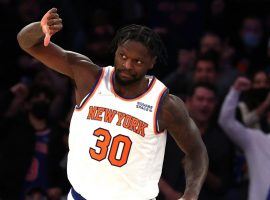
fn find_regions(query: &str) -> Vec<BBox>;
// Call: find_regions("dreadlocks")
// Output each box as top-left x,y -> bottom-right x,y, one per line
110,24 -> 168,67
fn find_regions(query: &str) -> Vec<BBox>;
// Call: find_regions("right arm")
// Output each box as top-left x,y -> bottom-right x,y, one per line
17,8 -> 100,101
218,77 -> 253,149
159,94 -> 208,200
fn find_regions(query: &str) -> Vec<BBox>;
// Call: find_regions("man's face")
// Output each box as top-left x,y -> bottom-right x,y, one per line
186,87 -> 216,124
200,35 -> 222,54
194,60 -> 217,83
241,18 -> 262,48
253,71 -> 269,89
114,40 -> 156,85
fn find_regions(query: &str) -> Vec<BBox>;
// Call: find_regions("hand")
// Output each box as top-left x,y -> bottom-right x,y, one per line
164,190 -> 182,200
233,77 -> 251,91
10,82 -> 29,100
47,187 -> 62,200
41,8 -> 63,46
178,192 -> 198,200
178,197 -> 197,200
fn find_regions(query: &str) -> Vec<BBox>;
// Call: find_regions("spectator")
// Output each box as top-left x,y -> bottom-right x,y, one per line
199,32 -> 239,96
0,84 -> 67,199
159,82 -> 234,200
163,48 -> 196,100
238,70 -> 270,130
234,16 -> 267,75
219,77 -> 270,200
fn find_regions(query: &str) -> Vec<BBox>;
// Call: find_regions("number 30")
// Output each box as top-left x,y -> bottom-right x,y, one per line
89,128 -> 132,167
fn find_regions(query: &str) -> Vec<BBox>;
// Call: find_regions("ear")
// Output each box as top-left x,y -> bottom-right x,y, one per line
149,56 -> 157,69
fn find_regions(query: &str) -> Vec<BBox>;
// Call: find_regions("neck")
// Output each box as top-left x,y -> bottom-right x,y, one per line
194,120 -> 208,135
113,75 -> 149,99
28,113 -> 47,131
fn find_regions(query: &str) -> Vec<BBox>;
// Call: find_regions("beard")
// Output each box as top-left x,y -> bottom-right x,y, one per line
114,69 -> 141,86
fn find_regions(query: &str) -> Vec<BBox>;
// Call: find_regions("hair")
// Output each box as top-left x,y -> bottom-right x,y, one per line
194,50 -> 220,72
187,82 -> 218,98
249,70 -> 268,81
25,187 -> 46,196
201,31 -> 221,41
110,24 -> 168,67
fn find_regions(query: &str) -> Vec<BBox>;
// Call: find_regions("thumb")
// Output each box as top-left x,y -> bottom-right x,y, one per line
44,33 -> 51,47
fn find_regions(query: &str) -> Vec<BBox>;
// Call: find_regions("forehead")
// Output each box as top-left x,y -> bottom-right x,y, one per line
254,72 -> 267,79
117,40 -> 152,58
196,60 -> 215,69
193,87 -> 215,98
243,19 -> 261,30
201,35 -> 220,44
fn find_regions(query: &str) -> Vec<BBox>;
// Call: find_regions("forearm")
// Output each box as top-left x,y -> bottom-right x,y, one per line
219,88 -> 251,148
255,100 -> 270,117
17,22 -> 44,49
182,146 -> 208,199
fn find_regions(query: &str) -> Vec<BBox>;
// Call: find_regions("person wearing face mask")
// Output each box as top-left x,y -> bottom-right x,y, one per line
234,16 -> 268,76
231,72 -> 270,200
0,84 -> 68,200
219,77 -> 270,200
237,71 -> 270,131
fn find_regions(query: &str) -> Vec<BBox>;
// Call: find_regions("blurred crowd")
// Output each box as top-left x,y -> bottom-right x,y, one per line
1,0 -> 270,199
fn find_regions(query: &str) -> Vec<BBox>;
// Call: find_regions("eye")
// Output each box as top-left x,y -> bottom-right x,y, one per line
136,60 -> 143,65
120,53 -> 127,60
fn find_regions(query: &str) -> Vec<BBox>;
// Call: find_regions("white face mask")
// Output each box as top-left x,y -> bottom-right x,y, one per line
242,32 -> 260,47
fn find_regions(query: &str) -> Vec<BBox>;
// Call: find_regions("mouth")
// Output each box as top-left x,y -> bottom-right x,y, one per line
117,69 -> 135,78
120,71 -> 132,78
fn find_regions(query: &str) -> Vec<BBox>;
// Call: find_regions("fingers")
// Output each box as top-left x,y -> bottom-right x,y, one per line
47,18 -> 62,26
47,13 -> 59,21
41,8 -> 58,26
41,8 -> 63,46
46,7 -> 58,17
234,77 -> 251,91
44,33 -> 51,47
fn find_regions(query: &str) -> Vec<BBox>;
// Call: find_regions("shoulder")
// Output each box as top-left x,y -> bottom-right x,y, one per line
67,51 -> 100,73
161,94 -> 186,114
158,93 -> 189,130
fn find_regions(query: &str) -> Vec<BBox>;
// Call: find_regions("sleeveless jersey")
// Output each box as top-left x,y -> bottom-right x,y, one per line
67,66 -> 168,200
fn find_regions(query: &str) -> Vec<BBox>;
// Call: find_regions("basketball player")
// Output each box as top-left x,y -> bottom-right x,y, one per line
17,8 -> 208,200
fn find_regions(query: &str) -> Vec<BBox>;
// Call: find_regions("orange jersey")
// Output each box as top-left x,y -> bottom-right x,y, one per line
67,66 -> 168,200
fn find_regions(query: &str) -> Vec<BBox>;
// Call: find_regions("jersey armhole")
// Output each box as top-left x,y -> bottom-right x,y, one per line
75,68 -> 105,111
154,88 -> 169,134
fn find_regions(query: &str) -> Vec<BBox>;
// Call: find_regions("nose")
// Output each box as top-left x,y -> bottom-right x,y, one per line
201,99 -> 209,107
123,59 -> 133,70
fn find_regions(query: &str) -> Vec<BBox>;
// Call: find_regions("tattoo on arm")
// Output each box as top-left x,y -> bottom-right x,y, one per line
159,94 -> 209,199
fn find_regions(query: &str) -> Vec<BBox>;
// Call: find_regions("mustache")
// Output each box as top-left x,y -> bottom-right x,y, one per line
116,68 -> 135,76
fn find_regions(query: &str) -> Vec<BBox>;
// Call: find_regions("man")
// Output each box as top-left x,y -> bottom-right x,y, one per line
17,8 -> 208,200
198,32 -> 239,98
163,52 -> 219,101
159,83 -> 233,200
219,77 -> 270,200
235,17 -> 266,75
185,83 -> 233,199
0,84 -> 67,200
199,32 -> 222,55
193,54 -> 219,85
